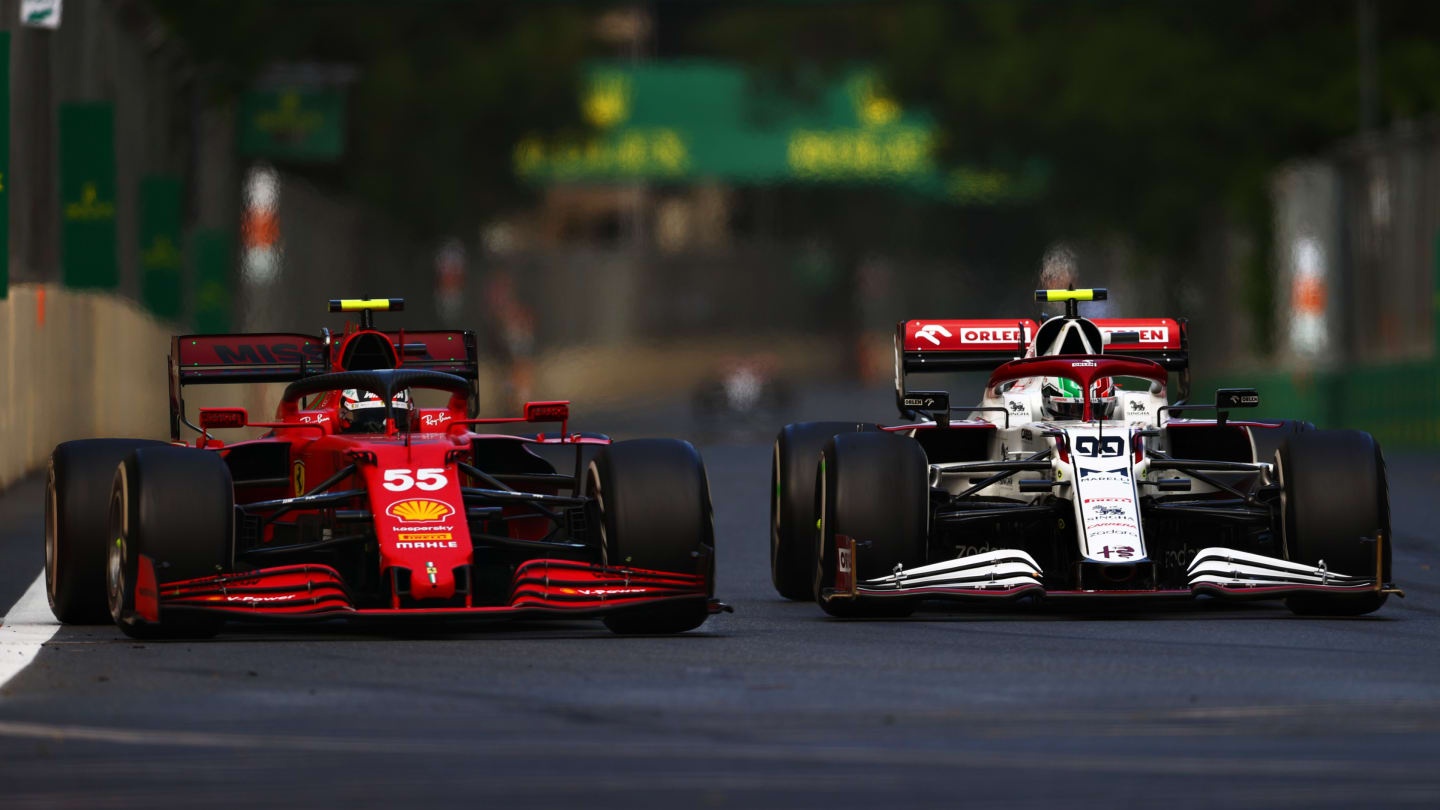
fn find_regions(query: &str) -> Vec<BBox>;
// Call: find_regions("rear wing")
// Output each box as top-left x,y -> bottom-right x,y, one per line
894,316 -> 1190,416
172,333 -> 327,385
168,330 -> 480,439
895,319 -> 1037,416
897,319 -> 1039,374
1090,318 -> 1189,370
390,331 -> 480,377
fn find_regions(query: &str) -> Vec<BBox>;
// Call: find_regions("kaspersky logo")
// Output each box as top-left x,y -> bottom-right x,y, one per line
386,499 -> 455,522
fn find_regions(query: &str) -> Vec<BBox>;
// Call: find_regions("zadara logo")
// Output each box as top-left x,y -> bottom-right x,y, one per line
386,499 -> 455,522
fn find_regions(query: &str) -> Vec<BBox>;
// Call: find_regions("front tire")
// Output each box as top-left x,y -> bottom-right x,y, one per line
108,446 -> 235,638
771,421 -> 878,600
45,439 -> 168,623
1276,430 -> 1390,616
587,439 -> 714,634
1249,419 -> 1313,465
814,432 -> 928,618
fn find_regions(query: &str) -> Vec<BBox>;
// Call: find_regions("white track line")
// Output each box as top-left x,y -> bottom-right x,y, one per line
0,572 -> 60,689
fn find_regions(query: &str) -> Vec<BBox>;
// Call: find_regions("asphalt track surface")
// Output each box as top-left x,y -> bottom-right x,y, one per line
2,391 -> 1439,808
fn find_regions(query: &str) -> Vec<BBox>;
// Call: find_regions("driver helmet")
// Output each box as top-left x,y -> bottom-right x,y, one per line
339,388 -> 414,433
1040,377 -> 1116,421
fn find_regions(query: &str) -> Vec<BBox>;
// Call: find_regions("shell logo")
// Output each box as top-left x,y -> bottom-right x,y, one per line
385,499 -> 455,523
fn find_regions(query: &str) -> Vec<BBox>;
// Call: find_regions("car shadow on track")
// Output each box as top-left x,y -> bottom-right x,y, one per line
768,596 -> 1397,624
48,619 -> 733,645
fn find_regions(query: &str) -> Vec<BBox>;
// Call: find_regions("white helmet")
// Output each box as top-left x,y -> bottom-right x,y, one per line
339,388 -> 413,433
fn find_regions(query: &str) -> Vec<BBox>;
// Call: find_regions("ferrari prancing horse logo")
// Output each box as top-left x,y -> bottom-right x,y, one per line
292,460 -> 305,497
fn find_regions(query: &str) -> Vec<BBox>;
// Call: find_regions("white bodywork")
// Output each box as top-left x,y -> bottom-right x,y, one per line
857,372 -> 1377,597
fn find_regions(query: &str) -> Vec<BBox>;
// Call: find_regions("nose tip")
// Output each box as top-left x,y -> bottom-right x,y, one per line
1099,564 -> 1135,583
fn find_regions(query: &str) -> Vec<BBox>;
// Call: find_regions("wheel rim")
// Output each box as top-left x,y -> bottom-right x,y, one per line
587,461 -> 609,566
1273,448 -> 1290,561
106,485 -> 127,622
815,451 -> 828,602
44,467 -> 58,605
770,442 -> 781,569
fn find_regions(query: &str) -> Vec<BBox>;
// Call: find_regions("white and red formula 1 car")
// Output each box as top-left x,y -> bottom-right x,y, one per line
772,288 -> 1398,617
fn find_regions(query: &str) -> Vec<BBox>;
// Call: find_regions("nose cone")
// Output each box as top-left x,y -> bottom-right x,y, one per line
358,444 -> 472,603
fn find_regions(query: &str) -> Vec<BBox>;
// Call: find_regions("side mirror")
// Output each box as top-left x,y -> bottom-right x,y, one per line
1216,388 -> 1259,409
902,390 -> 950,428
523,401 -> 570,423
198,408 -> 248,430
1214,388 -> 1258,427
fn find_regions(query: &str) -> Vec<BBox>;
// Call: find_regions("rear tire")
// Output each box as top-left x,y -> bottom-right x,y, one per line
45,439 -> 168,623
588,439 -> 714,634
771,421 -> 878,600
108,446 -> 234,639
1276,430 -> 1390,617
814,432 -> 928,618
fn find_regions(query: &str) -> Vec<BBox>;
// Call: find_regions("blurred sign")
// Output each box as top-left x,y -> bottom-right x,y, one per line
241,165 -> 281,284
1288,236 -> 1329,357
192,228 -> 233,334
434,238 -> 466,325
139,175 -> 184,320
238,88 -> 346,163
0,33 -> 9,298
59,103 -> 118,289
20,0 -> 61,29
515,62 -> 1046,204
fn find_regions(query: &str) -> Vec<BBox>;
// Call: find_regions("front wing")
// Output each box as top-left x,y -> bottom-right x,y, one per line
828,536 -> 1398,604
140,559 -> 723,623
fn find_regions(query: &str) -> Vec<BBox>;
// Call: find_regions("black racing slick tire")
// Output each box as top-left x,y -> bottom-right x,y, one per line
815,432 -> 928,618
1249,419 -> 1313,465
108,446 -> 234,639
587,439 -> 715,635
1276,430 -> 1390,617
771,421 -> 878,600
45,438 -> 168,624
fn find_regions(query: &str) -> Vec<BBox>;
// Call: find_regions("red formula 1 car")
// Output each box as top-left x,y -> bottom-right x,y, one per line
45,298 -> 724,638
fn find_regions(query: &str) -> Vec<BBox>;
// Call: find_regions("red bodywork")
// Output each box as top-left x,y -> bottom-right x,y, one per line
161,322 -> 718,626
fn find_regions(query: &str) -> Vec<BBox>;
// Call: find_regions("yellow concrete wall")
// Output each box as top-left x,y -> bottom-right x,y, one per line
0,285 -> 275,489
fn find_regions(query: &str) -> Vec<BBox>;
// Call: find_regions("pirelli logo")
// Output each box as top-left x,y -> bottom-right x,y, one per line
398,532 -> 453,542
396,532 -> 457,549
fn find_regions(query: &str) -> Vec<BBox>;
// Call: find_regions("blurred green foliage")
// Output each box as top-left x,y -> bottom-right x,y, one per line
151,0 -> 594,236
152,0 -> 1440,287
693,0 -> 1440,338
698,1 -> 1440,248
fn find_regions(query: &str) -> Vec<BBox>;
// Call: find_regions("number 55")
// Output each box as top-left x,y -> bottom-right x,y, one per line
382,468 -> 448,492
